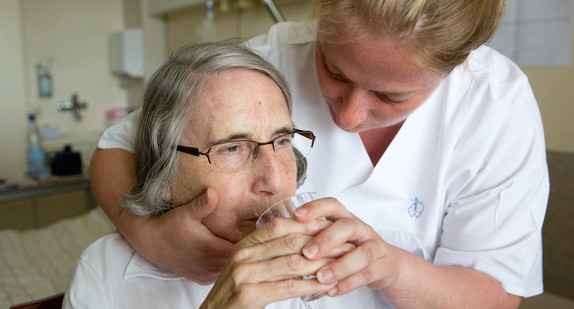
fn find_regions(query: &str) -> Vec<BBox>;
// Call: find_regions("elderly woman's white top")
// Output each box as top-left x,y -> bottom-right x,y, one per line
63,233 -> 387,308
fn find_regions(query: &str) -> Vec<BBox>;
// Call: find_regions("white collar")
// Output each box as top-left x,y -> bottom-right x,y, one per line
124,251 -> 185,281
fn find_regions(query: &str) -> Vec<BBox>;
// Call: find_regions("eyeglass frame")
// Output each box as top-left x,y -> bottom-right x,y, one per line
176,129 -> 316,166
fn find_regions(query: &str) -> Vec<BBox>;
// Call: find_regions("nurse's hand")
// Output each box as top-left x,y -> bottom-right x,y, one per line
293,198 -> 523,308
200,218 -> 338,309
293,198 -> 402,296
91,148 -> 235,284
134,188 -> 236,283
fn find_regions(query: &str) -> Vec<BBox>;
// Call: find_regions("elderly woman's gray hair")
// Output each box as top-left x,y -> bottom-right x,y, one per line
121,42 -> 306,216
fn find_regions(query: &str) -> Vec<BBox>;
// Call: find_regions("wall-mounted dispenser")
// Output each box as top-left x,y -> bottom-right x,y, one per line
37,62 -> 53,98
110,29 -> 144,78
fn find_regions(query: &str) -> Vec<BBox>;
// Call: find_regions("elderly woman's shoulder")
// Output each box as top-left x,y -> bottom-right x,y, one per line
78,232 -> 134,267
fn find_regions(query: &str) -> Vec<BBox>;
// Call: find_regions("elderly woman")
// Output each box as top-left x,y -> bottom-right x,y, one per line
63,42 -> 339,308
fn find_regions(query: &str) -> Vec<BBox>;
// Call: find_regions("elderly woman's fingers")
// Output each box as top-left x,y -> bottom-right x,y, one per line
241,217 -> 331,247
203,275 -> 336,308
234,232 -> 316,263
232,278 -> 336,307
230,253 -> 334,283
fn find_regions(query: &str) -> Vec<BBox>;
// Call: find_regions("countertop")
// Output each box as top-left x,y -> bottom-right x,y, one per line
0,175 -> 91,203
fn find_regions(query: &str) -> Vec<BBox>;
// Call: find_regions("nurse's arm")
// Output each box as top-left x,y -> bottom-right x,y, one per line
89,148 -> 234,284
295,198 -> 522,308
378,247 -> 522,308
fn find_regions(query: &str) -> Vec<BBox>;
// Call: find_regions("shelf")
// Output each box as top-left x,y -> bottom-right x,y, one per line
148,0 -> 203,16
147,0 -> 300,17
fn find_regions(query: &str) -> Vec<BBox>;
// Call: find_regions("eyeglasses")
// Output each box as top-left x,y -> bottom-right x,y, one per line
176,129 -> 315,172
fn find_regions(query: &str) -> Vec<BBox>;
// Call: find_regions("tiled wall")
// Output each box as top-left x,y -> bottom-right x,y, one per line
542,151 -> 574,300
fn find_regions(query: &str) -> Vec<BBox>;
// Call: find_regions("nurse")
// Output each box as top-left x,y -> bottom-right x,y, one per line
91,0 -> 549,307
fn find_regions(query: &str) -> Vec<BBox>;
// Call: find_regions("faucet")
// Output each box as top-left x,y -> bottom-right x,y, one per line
57,93 -> 87,120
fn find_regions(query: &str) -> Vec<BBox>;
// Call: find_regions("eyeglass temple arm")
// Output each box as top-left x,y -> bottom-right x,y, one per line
176,145 -> 201,156
293,129 -> 316,148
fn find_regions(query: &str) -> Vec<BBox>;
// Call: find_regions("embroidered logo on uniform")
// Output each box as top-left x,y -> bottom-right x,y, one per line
408,197 -> 424,218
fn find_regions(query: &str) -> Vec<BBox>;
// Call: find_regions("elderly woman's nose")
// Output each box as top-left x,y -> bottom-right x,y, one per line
251,146 -> 286,195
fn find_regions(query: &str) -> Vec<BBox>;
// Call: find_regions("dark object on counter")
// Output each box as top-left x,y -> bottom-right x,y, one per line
51,145 -> 82,176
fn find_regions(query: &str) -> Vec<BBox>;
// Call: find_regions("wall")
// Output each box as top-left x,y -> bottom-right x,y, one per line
164,0 -> 313,53
0,0 -> 28,181
524,59 -> 574,153
21,0 -> 128,131
0,0 -> 134,181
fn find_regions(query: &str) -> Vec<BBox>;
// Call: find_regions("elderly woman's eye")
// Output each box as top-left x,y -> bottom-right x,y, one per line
223,145 -> 239,152
221,144 -> 241,153
274,136 -> 292,147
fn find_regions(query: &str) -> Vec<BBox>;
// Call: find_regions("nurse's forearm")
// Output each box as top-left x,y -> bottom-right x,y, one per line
379,247 -> 522,309
90,148 -> 137,232
89,149 -> 173,275
89,148 -> 233,284
90,148 -> 164,266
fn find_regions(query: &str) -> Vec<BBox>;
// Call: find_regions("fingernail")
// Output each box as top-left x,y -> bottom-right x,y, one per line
327,287 -> 338,296
302,244 -> 318,259
317,268 -> 333,283
294,207 -> 307,217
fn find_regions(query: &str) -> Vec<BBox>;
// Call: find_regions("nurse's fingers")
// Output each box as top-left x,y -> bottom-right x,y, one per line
294,197 -> 356,223
301,215 -> 371,260
317,239 -> 393,295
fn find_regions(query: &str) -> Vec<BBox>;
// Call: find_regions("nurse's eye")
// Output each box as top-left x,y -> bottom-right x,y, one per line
324,62 -> 349,82
375,92 -> 407,105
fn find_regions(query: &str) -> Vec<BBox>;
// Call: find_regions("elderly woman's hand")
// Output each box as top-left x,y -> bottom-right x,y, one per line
200,218 -> 340,309
293,198 -> 403,296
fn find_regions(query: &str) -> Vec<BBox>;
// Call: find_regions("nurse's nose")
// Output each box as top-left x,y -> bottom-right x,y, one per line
251,145 -> 286,196
335,86 -> 369,130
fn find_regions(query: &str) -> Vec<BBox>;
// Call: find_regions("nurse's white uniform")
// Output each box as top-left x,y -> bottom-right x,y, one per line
81,21 -> 549,306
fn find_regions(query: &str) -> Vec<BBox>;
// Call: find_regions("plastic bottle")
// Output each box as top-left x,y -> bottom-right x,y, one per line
27,113 -> 49,179
196,0 -> 215,42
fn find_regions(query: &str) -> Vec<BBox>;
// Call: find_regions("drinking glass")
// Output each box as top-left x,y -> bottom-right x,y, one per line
256,192 -> 326,302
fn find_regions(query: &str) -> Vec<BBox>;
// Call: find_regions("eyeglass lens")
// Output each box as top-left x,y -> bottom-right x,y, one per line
209,132 -> 313,171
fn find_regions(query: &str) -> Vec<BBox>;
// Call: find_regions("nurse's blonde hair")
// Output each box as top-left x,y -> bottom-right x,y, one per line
311,0 -> 505,73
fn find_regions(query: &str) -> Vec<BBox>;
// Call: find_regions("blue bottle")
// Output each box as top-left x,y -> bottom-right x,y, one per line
27,114 -> 48,179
